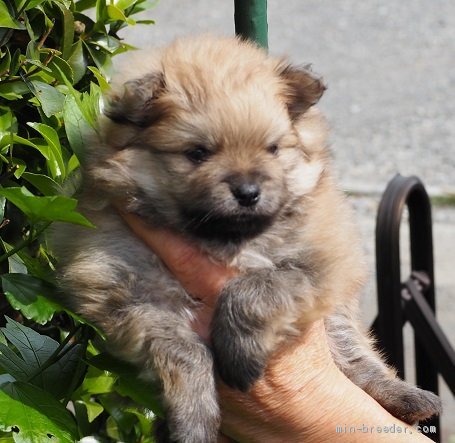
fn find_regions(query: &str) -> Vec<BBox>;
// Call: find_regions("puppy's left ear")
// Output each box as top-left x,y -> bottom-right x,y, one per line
104,72 -> 167,127
278,65 -> 326,120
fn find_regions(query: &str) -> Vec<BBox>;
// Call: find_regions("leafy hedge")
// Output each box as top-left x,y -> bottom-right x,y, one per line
0,0 -> 160,441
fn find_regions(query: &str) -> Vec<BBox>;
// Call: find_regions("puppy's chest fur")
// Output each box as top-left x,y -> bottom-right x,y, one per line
170,218 -> 302,296
69,197 -> 314,325
229,217 -> 309,270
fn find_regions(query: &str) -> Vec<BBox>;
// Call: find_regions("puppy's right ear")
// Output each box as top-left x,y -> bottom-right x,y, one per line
104,72 -> 167,127
278,64 -> 326,121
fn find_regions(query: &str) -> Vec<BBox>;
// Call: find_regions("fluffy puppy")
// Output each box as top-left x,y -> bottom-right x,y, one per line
52,35 -> 441,442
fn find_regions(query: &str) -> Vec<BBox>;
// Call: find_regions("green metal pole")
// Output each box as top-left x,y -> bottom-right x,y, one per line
234,0 -> 268,49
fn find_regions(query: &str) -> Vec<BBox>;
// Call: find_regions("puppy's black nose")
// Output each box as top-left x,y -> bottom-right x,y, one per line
231,183 -> 261,207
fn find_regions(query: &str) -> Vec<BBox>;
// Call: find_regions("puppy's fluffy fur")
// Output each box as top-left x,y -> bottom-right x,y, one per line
53,35 -> 441,442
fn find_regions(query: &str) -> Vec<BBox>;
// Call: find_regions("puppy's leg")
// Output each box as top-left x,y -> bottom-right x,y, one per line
105,305 -> 219,443
211,269 -> 304,391
325,309 -> 442,424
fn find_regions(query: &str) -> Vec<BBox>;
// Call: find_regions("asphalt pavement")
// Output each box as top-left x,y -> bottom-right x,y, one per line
120,2 -> 454,439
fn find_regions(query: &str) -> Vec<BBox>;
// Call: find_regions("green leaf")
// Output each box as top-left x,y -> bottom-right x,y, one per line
8,49 -> 21,77
0,81 -> 29,100
21,172 -> 61,195
0,48 -> 11,76
55,2 -> 75,60
76,365 -> 115,397
0,318 -> 84,399
105,415 -> 121,441
22,9 -> 36,40
115,0 -> 137,10
0,434 -> 15,443
87,82 -> 103,124
0,107 -> 17,140
107,4 -> 136,25
100,395 -> 138,436
27,122 -> 65,180
11,158 -> 26,179
37,343 -> 84,399
67,40 -> 87,84
47,56 -> 74,85
75,0 -> 96,11
24,41 -> 52,72
95,0 -> 107,22
1,274 -> 58,324
124,407 -> 154,436
0,374 -> 15,386
11,247 -> 54,282
27,123 -> 60,154
67,154 -> 80,175
24,0 -> 47,10
0,381 -> 78,442
0,240 -> 27,274
60,75 -> 101,132
28,80 -> 65,118
0,187 -> 95,227
86,400 -> 104,423
0,1 -> 24,29
75,399 -> 104,423
83,41 -> 113,80
0,135 -> 50,162
6,292 -> 58,325
0,196 -> 5,221
1,317 -> 59,369
25,41 -> 40,64
7,253 -> 27,274
88,66 -> 110,91
63,94 -> 96,159
89,353 -> 164,417
0,344 -> 30,382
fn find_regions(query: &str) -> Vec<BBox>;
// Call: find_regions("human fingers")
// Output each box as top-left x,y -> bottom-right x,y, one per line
118,210 -> 237,302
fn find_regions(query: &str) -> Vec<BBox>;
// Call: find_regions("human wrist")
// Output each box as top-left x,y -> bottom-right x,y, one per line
218,321 -> 432,443
218,321 -> 340,441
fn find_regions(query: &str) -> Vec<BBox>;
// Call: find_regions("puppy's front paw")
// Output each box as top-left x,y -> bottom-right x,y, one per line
212,329 -> 266,392
164,395 -> 220,443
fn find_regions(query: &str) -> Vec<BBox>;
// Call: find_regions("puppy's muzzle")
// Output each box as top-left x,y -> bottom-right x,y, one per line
230,182 -> 261,207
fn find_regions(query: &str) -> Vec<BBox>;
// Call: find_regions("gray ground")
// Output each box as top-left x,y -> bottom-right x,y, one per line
120,1 -> 454,440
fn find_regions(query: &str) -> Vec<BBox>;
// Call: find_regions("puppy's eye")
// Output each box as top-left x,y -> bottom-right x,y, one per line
185,145 -> 212,164
267,144 -> 279,155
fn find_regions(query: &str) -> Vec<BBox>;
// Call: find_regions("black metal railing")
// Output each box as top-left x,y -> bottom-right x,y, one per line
371,174 -> 455,443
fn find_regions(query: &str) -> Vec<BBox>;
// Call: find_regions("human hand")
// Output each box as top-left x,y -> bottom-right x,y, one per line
119,211 -> 432,442
118,210 -> 237,342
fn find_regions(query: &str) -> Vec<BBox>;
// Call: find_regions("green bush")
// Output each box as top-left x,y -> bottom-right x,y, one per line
0,0 -> 160,441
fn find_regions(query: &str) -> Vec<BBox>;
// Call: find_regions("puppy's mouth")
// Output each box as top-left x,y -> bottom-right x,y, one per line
181,209 -> 275,243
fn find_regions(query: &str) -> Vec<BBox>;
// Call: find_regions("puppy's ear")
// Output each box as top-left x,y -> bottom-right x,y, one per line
104,72 -> 167,127
278,65 -> 326,120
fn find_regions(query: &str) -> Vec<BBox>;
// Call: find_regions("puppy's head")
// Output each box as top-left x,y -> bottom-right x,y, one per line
94,35 -> 327,244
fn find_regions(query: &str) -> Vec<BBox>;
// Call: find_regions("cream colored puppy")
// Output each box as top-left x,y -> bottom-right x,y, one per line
53,35 -> 441,443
